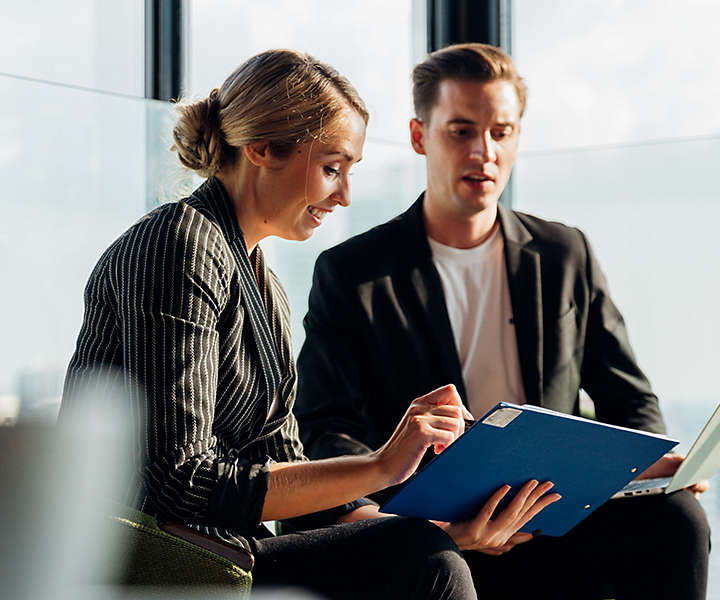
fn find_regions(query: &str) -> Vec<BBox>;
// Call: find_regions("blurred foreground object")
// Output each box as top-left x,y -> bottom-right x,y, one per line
0,374 -> 255,598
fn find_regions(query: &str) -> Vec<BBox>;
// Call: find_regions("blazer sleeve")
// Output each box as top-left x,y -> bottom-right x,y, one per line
295,250 -> 375,459
114,207 -> 270,531
579,231 -> 667,434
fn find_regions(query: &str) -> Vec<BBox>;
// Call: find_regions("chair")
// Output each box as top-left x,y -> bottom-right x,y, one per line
110,504 -> 253,597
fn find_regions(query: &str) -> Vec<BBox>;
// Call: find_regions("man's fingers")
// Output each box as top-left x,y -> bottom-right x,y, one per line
521,481 -> 555,511
638,453 -> 683,479
689,479 -> 709,495
507,532 -> 533,545
516,492 -> 562,530
502,479 -> 540,517
473,484 -> 512,527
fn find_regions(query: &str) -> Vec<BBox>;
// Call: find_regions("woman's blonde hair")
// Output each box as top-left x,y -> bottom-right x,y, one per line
172,49 -> 369,178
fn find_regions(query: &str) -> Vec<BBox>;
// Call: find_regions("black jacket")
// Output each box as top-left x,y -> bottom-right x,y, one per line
295,194 -> 665,500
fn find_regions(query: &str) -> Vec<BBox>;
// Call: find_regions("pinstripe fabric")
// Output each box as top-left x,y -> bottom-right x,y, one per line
61,178 -> 307,536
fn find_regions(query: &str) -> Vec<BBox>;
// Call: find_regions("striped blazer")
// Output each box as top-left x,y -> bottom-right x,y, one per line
61,178 -> 361,537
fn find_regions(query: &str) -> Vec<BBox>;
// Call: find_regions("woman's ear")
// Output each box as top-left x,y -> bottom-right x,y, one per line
243,142 -> 273,167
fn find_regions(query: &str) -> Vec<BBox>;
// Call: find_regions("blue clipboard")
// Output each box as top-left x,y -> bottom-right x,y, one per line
380,402 -> 678,536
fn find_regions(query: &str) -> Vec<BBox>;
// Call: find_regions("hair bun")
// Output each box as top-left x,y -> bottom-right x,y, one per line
171,91 -> 224,177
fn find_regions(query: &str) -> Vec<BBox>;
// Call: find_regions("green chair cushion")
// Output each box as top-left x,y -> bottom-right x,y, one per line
109,504 -> 252,597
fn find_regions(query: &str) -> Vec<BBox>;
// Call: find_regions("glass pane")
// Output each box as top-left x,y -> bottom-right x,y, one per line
513,0 -> 720,152
515,137 -> 720,591
0,76 -> 177,423
188,0 -> 420,144
0,1 -> 144,97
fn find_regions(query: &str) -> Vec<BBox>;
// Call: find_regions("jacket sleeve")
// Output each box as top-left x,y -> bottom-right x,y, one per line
579,231 -> 667,434
113,207 -> 270,531
295,250 -> 376,459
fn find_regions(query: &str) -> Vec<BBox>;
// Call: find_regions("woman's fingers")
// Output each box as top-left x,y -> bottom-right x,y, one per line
409,390 -> 469,442
409,402 -> 465,429
417,384 -> 473,421
416,384 -> 461,406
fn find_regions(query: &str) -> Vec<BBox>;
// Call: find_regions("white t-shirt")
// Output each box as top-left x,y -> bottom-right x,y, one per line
428,225 -> 526,418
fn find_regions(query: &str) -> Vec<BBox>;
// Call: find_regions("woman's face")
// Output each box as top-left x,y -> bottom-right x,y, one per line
258,109 -> 366,242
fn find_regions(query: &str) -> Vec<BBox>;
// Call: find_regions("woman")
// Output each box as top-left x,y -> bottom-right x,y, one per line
61,49 -> 559,599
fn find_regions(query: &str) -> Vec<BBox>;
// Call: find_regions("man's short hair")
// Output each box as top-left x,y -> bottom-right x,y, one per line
412,43 -> 527,122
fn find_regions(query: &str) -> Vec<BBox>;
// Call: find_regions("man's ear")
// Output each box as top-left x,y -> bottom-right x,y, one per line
409,118 -> 427,156
243,142 -> 274,167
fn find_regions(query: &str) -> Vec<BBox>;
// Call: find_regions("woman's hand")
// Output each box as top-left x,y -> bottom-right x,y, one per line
432,480 -> 562,555
262,384 -> 470,520
371,384 -> 473,487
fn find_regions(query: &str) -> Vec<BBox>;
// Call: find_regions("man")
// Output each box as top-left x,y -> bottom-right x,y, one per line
295,44 -> 710,598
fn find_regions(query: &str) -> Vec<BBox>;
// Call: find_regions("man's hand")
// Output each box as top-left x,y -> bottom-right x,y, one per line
431,479 -> 561,555
636,453 -> 708,497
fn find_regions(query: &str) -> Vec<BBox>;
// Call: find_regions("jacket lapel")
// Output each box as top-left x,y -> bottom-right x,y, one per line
399,196 -> 468,403
187,179 -> 281,415
498,205 -> 543,407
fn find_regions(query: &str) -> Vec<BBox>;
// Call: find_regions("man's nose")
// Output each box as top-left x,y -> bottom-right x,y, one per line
470,131 -> 497,162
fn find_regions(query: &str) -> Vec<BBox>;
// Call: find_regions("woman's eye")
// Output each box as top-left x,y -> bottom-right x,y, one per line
324,166 -> 340,177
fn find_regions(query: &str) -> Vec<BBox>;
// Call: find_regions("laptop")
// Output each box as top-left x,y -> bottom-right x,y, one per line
612,403 -> 720,499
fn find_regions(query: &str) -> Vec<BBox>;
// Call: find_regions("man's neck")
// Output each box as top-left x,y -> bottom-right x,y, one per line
423,197 -> 499,249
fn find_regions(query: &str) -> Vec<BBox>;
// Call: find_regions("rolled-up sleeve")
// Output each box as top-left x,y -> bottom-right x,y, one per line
112,204 -> 269,531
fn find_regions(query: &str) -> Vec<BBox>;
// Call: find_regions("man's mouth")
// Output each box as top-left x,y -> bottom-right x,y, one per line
462,173 -> 493,183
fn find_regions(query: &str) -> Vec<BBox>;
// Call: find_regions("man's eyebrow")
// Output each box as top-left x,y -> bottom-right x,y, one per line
446,118 -> 515,127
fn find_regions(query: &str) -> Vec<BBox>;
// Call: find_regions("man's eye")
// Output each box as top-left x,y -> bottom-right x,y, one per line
493,128 -> 512,140
324,166 -> 340,176
450,128 -> 470,137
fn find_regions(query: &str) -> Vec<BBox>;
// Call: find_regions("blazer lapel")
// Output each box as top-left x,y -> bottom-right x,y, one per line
499,205 -> 543,407
400,196 -> 468,404
187,179 -> 281,415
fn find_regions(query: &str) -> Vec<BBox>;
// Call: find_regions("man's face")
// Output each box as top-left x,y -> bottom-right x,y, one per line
410,78 -> 521,219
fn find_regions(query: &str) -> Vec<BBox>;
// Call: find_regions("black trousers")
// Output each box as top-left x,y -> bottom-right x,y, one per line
463,490 -> 710,599
255,491 -> 709,599
249,516 -> 477,599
